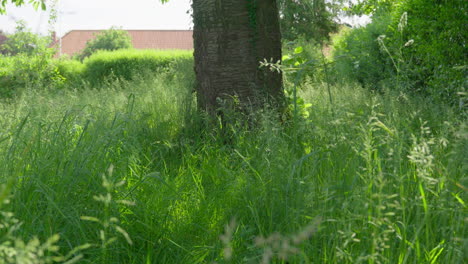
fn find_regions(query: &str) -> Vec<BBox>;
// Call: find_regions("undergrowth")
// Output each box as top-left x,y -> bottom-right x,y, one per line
0,68 -> 466,263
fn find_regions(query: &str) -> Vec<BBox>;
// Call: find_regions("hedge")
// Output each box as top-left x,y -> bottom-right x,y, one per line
0,49 -> 194,97
83,49 -> 193,86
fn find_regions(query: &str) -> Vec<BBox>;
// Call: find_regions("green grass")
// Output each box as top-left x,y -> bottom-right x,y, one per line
0,68 -> 466,263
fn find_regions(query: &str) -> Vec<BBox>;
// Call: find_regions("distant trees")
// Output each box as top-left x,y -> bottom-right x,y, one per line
0,20 -> 50,56
79,28 -> 133,60
278,0 -> 341,42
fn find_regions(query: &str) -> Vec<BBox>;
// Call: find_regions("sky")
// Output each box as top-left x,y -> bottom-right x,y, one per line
0,0 -> 369,36
0,0 -> 193,36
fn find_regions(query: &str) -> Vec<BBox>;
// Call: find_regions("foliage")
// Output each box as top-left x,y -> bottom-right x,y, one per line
0,72 -> 465,263
261,39 -> 331,122
278,0 -> 341,42
332,0 -> 467,104
283,39 -> 327,81
83,49 -> 193,86
0,21 -> 60,97
80,166 -> 134,263
0,20 -> 51,56
78,28 -> 133,60
0,0 -> 465,263
0,0 -> 46,14
345,0 -> 394,16
0,189 -> 89,263
332,14 -> 393,89
0,49 -> 193,97
278,43 -> 320,119
0,53 -> 63,98
389,0 -> 467,101
52,58 -> 86,87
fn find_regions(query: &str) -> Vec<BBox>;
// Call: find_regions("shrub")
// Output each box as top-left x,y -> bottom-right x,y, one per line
53,58 -> 86,87
0,20 -> 51,56
0,49 -> 194,97
389,0 -> 467,102
0,21 -> 62,97
83,49 -> 193,86
0,52 -> 62,97
79,28 -> 133,60
332,0 -> 467,104
332,14 -> 393,89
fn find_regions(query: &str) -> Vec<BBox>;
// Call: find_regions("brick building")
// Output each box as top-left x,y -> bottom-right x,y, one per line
54,30 -> 193,57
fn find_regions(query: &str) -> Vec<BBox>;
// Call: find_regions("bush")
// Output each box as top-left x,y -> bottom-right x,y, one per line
389,0 -> 467,102
0,49 -> 194,98
83,49 -> 193,86
332,0 -> 467,104
0,20 -> 51,56
0,21 -> 63,97
0,52 -> 63,97
53,59 -> 86,87
79,28 -> 133,60
332,15 -> 394,89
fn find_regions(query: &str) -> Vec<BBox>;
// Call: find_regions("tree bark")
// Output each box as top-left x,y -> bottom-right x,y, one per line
193,0 -> 283,114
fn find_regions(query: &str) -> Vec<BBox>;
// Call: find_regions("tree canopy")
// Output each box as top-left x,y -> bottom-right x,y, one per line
0,0 -> 46,14
345,0 -> 394,15
79,28 -> 133,60
278,0 -> 342,42
0,20 -> 50,55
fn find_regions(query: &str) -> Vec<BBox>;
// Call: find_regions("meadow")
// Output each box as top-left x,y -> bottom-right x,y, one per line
0,50 -> 466,263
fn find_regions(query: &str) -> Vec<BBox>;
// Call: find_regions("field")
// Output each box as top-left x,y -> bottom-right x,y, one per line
0,55 -> 466,263
0,0 -> 466,261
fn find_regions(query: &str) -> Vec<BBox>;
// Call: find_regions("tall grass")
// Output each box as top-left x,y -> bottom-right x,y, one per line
0,67 -> 465,262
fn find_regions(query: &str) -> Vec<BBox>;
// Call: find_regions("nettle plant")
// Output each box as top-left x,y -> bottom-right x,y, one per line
260,45 -> 314,120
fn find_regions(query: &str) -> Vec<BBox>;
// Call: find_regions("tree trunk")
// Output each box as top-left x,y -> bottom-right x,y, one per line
193,0 -> 283,114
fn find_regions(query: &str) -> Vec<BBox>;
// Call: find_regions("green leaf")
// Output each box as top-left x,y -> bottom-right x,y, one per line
294,46 -> 303,54
31,1 -> 39,10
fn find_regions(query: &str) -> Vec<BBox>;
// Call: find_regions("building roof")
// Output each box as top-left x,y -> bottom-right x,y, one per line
58,30 -> 193,56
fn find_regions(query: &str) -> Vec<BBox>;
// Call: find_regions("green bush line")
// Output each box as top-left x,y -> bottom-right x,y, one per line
54,58 -> 86,85
83,49 -> 193,86
0,49 -> 194,97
